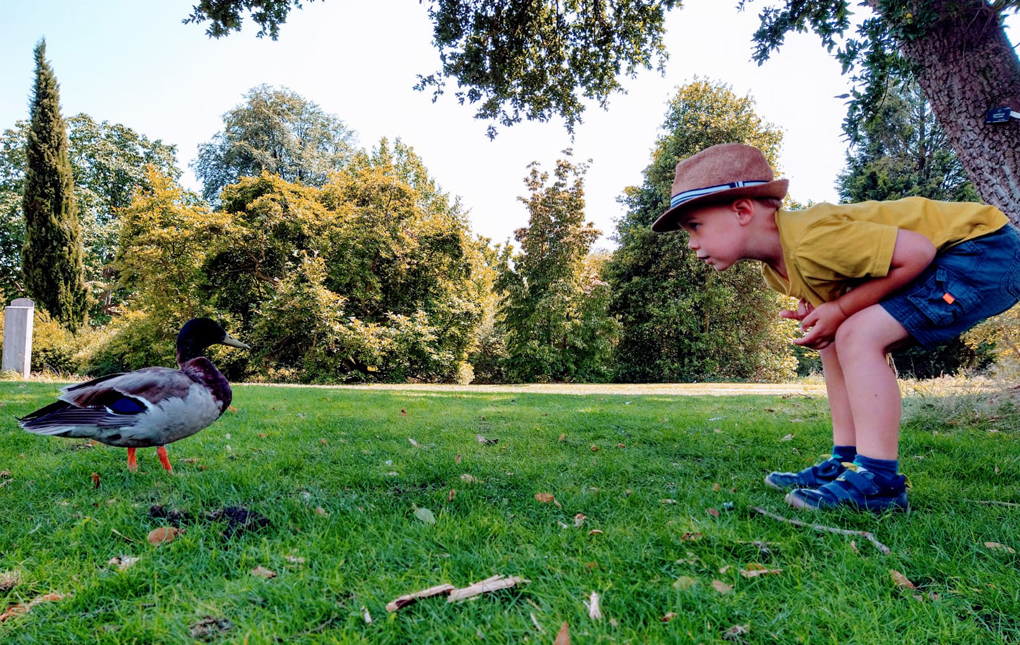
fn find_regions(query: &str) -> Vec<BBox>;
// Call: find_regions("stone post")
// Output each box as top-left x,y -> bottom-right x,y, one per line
2,298 -> 34,378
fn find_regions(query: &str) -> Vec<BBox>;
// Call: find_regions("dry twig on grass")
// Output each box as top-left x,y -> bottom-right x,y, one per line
447,575 -> 529,602
385,583 -> 456,612
751,507 -> 891,555
965,499 -> 1020,508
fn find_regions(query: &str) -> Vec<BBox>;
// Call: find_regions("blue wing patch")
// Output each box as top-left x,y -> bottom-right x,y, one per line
107,397 -> 147,415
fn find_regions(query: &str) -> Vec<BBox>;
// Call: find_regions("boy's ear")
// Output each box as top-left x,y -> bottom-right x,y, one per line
732,198 -> 755,225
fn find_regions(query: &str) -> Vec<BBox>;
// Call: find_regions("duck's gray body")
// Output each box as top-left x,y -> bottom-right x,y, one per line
18,357 -> 232,448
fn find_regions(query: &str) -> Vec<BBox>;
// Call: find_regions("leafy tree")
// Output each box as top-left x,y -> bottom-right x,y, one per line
194,85 -> 357,202
745,1 -> 1020,223
21,40 -> 86,329
202,139 -> 489,382
837,81 -> 978,204
184,1 -> 1020,223
496,153 -> 620,382
0,115 -> 181,313
115,167 -> 229,339
605,79 -> 797,383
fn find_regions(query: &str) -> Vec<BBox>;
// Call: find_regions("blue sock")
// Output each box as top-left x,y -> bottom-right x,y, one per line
831,445 -> 857,462
854,454 -> 898,480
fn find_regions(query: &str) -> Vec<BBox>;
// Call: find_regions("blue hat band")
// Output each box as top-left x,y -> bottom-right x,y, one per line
670,180 -> 769,210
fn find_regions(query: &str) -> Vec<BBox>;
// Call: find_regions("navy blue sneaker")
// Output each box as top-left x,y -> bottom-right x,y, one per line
765,458 -> 847,490
785,465 -> 909,512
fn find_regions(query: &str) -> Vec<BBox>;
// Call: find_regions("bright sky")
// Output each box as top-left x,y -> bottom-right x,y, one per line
3,1 -> 1016,249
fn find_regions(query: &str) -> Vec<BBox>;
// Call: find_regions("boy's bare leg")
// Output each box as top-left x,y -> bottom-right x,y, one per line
831,305 -> 912,460
819,345 -> 856,448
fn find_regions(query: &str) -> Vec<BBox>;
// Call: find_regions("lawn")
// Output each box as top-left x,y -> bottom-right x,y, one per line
1,381 -> 1019,643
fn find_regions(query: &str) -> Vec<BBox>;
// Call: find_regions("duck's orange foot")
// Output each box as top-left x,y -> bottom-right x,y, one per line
127,448 -> 137,472
157,446 -> 173,473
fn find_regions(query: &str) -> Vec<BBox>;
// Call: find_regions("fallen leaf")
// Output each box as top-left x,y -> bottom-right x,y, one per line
660,499 -> 677,505
711,580 -> 733,594
616,443 -> 625,448
401,409 -> 407,416
448,489 -> 457,502
189,616 -> 234,640
558,433 -> 566,442
414,507 -> 437,525
0,592 -> 66,623
320,438 -> 327,445
258,433 -> 266,439
460,473 -> 477,483
723,624 -> 750,640
673,576 -> 698,590
476,434 -> 498,445
107,556 -> 140,571
228,406 -> 238,413
590,445 -> 599,453
661,612 -> 678,622
719,565 -> 733,574
984,542 -> 1016,554
586,591 -> 602,620
574,513 -> 586,527
455,454 -> 462,464
146,526 -> 181,546
588,529 -> 603,536
0,570 -> 21,592
712,482 -> 721,492
285,555 -> 305,564
740,563 -> 782,578
251,566 -> 276,579
91,472 -> 101,489
890,569 -> 917,590
535,492 -> 556,503
850,540 -> 859,554
680,532 -> 703,541
386,583 -> 456,612
780,433 -> 794,442
707,507 -> 720,517
713,428 -> 723,433
554,622 -> 570,645
408,437 -> 422,448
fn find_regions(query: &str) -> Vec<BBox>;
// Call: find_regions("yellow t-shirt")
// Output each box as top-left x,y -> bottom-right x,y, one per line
761,197 -> 1009,306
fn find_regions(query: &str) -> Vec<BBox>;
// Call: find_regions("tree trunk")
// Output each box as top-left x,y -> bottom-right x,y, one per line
870,0 -> 1020,225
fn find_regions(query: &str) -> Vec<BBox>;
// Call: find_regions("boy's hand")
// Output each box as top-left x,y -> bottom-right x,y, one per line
793,302 -> 847,350
779,299 -> 813,321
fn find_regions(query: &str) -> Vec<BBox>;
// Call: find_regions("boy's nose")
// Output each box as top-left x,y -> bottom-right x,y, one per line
688,237 -> 699,250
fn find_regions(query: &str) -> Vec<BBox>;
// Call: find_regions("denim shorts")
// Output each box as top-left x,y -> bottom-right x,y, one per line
881,224 -> 1020,350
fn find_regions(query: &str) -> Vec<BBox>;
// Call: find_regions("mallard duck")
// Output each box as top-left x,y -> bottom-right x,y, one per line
18,318 -> 249,473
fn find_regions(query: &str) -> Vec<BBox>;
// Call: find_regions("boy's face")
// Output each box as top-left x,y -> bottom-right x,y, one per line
677,202 -> 746,271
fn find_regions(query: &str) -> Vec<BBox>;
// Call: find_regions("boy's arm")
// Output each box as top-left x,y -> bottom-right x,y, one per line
795,229 -> 936,349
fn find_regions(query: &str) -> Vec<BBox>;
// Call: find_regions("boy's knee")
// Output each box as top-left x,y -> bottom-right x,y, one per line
834,316 -> 874,353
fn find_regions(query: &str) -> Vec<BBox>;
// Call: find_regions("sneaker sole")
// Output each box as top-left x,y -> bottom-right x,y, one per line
784,492 -> 910,513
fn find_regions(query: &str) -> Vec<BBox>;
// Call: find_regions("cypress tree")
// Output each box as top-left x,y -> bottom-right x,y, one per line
22,39 -> 86,330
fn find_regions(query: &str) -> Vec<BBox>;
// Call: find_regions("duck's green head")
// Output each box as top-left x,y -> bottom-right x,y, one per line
177,318 -> 250,364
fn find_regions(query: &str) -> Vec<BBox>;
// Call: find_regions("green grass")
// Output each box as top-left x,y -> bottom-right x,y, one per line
1,382 -> 1019,643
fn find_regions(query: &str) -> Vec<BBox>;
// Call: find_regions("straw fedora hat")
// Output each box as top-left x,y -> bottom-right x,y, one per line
651,143 -> 788,233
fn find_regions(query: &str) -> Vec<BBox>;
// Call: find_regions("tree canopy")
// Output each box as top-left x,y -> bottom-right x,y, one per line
193,84 -> 357,203
183,0 -> 1020,221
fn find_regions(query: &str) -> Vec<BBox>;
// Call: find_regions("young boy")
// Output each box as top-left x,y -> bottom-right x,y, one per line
652,143 -> 1020,511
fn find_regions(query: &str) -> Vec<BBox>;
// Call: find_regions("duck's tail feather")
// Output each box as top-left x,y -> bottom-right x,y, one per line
18,400 -> 125,437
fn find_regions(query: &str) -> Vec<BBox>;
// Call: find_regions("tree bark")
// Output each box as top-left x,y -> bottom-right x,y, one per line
869,0 -> 1020,225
